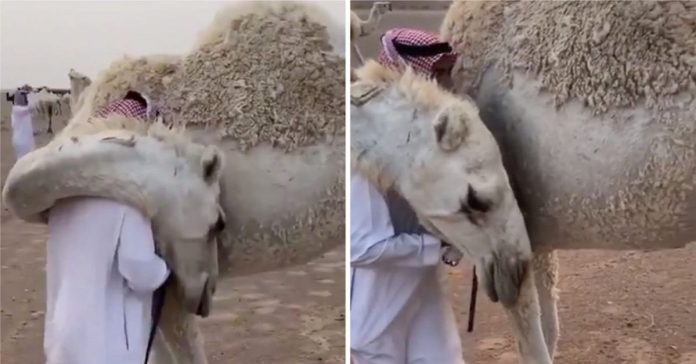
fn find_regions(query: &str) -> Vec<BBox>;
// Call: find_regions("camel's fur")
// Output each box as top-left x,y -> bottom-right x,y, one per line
71,55 -> 180,124
195,1 -> 344,53
442,1 -> 696,112
440,1 -> 696,363
63,1 -> 345,362
351,60 -> 533,309
162,2 -> 344,152
351,61 -> 474,190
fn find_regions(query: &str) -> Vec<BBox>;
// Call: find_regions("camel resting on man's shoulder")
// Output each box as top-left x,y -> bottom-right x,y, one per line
351,58 -> 539,359
45,1 -> 346,362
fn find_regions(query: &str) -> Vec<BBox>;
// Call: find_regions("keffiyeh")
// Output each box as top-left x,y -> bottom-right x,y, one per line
378,28 -> 458,77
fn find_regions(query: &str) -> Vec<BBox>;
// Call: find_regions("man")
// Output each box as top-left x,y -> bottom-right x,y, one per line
377,28 -> 457,87
43,92 -> 169,364
9,85 -> 35,159
350,29 -> 465,364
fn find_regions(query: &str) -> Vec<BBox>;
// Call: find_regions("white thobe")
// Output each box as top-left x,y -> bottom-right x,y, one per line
350,172 -> 464,364
11,105 -> 35,158
44,197 -> 170,364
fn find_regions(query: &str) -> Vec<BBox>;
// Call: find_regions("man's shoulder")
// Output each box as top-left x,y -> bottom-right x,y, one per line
53,197 -> 133,218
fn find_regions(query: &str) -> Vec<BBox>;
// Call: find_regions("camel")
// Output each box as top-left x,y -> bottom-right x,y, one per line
58,1 -> 344,362
430,1 -> 696,362
68,68 -> 91,114
351,2 -> 392,65
351,59 -> 540,358
2,113 -> 226,363
29,88 -> 63,134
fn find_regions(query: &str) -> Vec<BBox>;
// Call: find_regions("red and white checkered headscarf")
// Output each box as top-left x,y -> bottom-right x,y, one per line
93,99 -> 148,120
378,28 -> 458,77
92,91 -> 159,121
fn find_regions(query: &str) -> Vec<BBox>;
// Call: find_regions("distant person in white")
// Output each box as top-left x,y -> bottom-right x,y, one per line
7,86 -> 36,159
350,29 -> 464,364
43,97 -> 169,364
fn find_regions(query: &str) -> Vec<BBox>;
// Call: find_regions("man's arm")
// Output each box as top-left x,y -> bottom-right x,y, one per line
117,205 -> 170,293
350,173 -> 441,268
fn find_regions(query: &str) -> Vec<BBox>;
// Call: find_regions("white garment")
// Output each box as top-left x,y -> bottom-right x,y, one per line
350,172 -> 464,364
11,105 -> 35,158
44,197 -> 170,364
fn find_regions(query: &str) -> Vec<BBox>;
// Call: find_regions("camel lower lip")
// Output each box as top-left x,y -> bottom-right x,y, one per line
195,281 -> 210,317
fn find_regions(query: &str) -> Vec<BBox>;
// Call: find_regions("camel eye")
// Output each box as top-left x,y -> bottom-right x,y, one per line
466,185 -> 491,213
459,185 -> 491,223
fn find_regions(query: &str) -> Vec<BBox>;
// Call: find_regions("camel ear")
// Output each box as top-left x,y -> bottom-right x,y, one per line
201,146 -> 224,184
433,103 -> 470,152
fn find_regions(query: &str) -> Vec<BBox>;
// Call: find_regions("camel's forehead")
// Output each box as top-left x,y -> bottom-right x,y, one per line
356,84 -> 436,116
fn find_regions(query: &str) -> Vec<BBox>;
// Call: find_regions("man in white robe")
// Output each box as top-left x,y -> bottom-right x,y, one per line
44,197 -> 169,364
350,174 -> 465,364
43,95 -> 168,364
8,87 -> 36,159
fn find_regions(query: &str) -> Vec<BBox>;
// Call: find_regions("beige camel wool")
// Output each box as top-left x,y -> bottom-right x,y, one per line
444,1 -> 696,115
162,11 -> 345,152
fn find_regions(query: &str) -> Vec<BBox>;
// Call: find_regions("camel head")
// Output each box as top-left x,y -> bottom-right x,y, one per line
3,116 -> 225,316
68,68 -> 89,81
351,61 -> 531,305
143,122 -> 226,317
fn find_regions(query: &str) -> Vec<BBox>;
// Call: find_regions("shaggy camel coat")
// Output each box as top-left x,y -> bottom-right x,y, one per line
44,197 -> 169,364
350,172 -> 464,364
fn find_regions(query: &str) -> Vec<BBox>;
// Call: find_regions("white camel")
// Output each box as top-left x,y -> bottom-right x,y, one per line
29,88 -> 63,134
350,2 -> 392,65
60,93 -> 71,117
428,1 -> 696,363
55,1 -> 345,362
68,68 -> 91,113
2,112 -> 226,363
351,59 -> 542,360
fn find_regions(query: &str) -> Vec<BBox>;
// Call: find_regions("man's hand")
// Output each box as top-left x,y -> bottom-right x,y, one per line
442,244 -> 463,267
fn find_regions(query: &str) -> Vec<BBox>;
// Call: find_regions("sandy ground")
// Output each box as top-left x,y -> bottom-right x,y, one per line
0,115 -> 345,364
351,6 -> 696,364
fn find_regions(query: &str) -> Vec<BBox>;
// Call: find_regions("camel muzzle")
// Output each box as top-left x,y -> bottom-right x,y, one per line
480,247 -> 530,307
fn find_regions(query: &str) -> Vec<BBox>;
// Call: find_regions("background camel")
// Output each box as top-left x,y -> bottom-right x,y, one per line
29,88 -> 66,134
68,68 -> 91,113
351,2 -> 392,65
437,1 -> 696,363
63,1 -> 344,362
